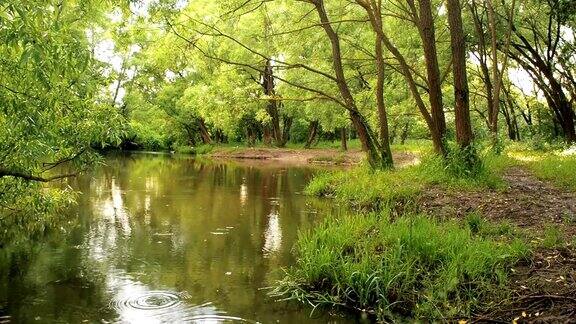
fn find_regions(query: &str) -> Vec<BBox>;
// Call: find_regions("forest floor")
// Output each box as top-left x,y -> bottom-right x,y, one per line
419,166 -> 576,322
209,147 -> 419,167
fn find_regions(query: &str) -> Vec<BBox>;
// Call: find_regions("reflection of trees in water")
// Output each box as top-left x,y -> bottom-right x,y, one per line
0,189 -> 114,322
1,154 -> 330,322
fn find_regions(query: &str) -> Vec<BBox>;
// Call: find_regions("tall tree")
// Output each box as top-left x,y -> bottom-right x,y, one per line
446,0 -> 473,149
0,0 -> 123,244
309,0 -> 392,168
468,0 -> 516,145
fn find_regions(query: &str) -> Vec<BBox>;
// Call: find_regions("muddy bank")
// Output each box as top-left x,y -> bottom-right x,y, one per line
209,147 -> 419,167
418,167 -> 576,322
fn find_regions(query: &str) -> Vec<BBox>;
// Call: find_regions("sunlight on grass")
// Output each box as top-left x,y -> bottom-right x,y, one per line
305,153 -> 513,210
505,144 -> 576,191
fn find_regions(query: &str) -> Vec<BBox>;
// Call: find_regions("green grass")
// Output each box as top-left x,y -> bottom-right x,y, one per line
541,224 -> 564,249
287,139 -> 362,150
306,153 -> 514,210
465,212 -> 517,239
391,139 -> 434,155
525,155 -> 576,190
505,143 -> 576,190
272,211 -> 530,321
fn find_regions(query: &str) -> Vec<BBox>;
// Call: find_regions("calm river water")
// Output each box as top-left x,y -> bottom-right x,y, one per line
0,153 -> 358,323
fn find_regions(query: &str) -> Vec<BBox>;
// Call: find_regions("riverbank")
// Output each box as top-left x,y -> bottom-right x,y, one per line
273,150 -> 576,322
208,147 -> 420,167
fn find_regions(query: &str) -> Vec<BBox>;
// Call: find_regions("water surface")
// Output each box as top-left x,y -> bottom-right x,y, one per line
0,153 -> 356,323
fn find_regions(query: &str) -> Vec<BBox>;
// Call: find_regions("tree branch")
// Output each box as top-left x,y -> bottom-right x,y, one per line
0,167 -> 77,182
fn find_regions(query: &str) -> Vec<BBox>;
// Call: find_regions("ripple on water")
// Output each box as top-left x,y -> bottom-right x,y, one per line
114,291 -> 182,311
111,291 -> 253,323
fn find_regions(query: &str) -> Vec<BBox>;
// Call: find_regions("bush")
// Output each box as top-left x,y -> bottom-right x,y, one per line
272,213 -> 530,321
128,121 -> 172,151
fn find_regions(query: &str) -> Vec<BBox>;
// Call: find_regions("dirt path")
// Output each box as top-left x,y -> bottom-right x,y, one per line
209,147 -> 419,167
419,167 -> 576,322
419,167 -> 576,231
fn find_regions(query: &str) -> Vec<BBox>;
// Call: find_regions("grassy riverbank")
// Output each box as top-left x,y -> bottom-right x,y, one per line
306,153 -> 512,210
273,212 -> 529,321
274,147 -> 576,321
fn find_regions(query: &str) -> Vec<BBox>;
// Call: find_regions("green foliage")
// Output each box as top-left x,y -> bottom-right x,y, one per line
0,0 -> 124,246
272,212 -> 530,320
443,144 -> 484,178
0,183 -> 77,246
128,121 -> 173,151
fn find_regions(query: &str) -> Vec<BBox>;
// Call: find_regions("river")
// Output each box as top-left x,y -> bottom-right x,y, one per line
0,153 -> 358,323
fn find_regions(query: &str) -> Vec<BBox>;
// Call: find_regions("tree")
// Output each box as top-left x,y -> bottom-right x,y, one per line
446,0 -> 473,149
504,0 -> 576,142
307,0 -> 392,168
0,0 -> 123,244
468,0 -> 516,146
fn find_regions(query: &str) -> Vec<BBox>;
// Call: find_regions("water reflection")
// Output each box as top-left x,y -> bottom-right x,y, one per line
263,210 -> 282,257
0,153 -> 354,323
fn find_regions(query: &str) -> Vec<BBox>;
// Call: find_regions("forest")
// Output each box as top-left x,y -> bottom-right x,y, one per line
1,0 -> 576,322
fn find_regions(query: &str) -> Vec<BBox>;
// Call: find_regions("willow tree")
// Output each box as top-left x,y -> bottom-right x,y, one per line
446,0 -> 473,150
468,0 -> 517,147
306,0 -> 393,168
157,0 -> 395,169
0,0 -> 123,244
504,0 -> 576,142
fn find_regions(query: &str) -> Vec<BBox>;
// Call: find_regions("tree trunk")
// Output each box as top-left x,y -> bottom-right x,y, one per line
183,123 -> 197,146
280,115 -> 293,147
304,121 -> 319,149
262,59 -> 284,147
488,0 -> 515,137
349,110 -> 384,168
263,126 -> 273,146
469,0 -> 497,135
503,86 -> 521,140
246,127 -> 256,146
313,0 -> 389,169
365,0 -> 393,166
505,9 -> 575,142
198,118 -> 212,144
365,0 -> 445,155
400,122 -> 410,145
502,100 -> 515,140
511,104 -> 520,141
417,0 -> 447,156
446,0 -> 474,149
340,127 -> 348,151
